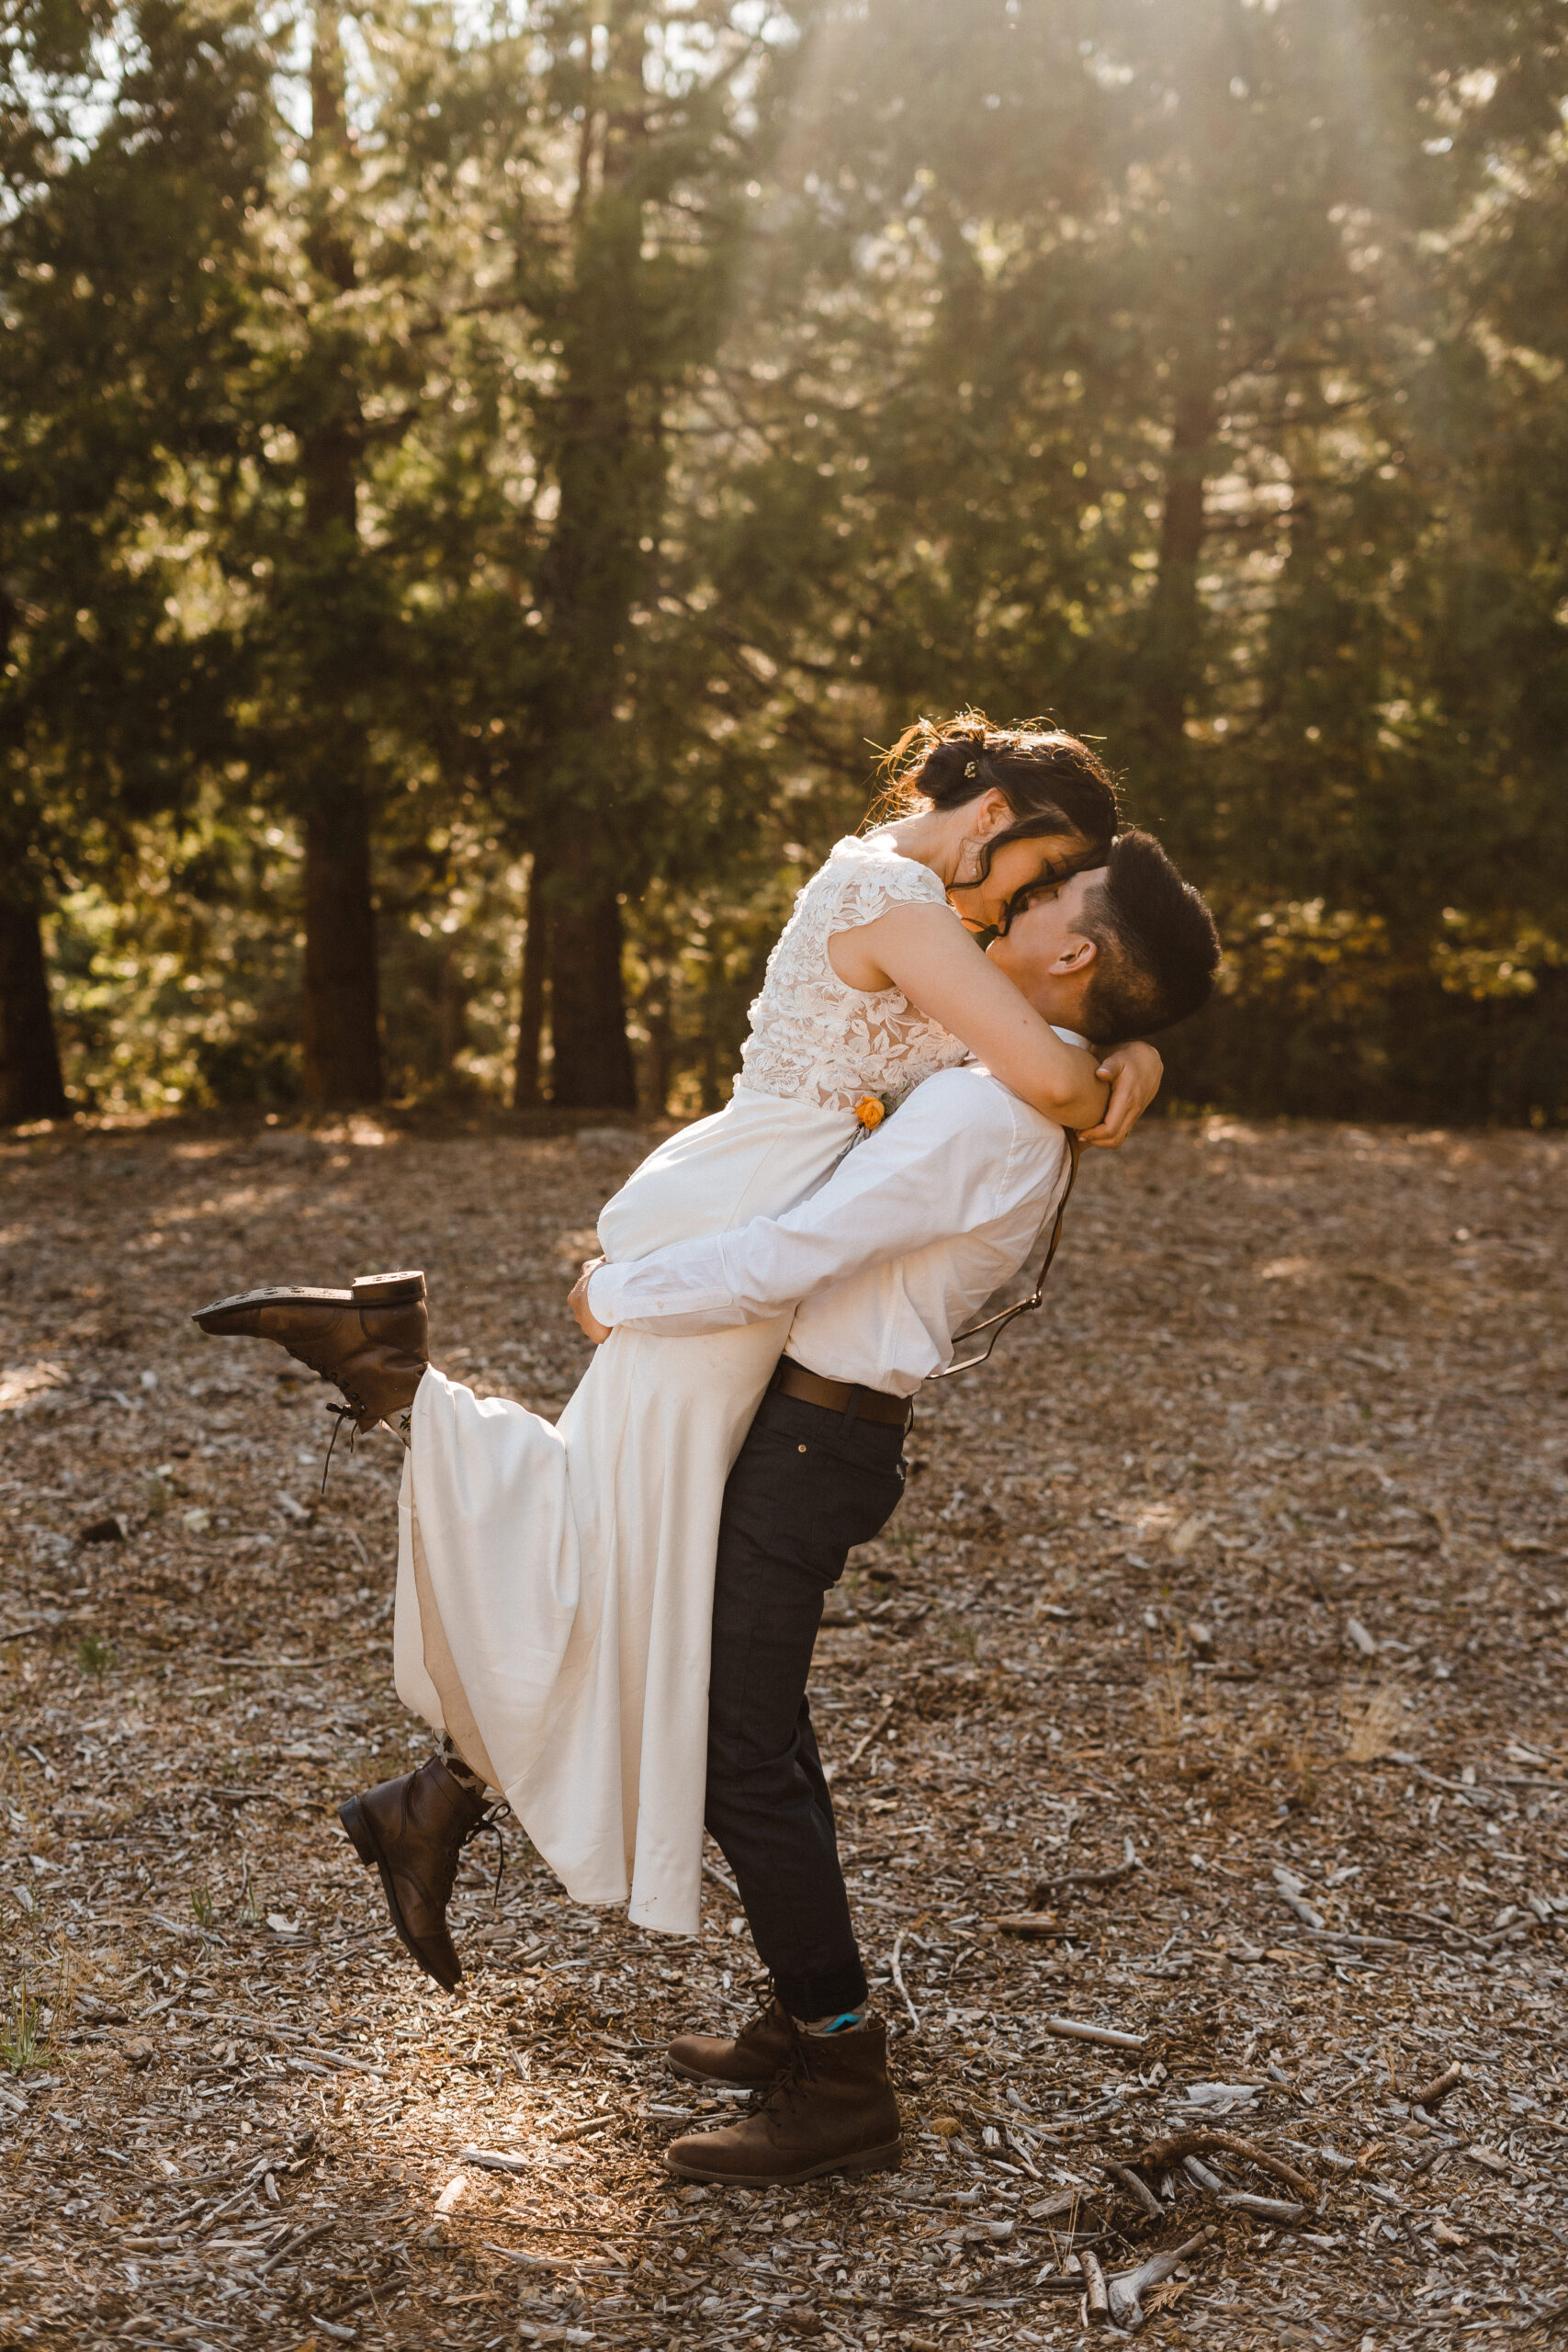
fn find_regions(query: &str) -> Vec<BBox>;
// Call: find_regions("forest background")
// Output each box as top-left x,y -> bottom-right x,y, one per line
4,0 -> 1568,1131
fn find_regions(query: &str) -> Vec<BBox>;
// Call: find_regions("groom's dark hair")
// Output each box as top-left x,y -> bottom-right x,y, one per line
1078,831 -> 1221,1046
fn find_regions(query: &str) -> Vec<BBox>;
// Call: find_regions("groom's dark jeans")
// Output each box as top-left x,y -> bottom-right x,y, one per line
704,1385 -> 908,2022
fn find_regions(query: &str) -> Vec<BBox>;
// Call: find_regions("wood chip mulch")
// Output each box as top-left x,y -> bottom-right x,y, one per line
2,1110 -> 1565,2350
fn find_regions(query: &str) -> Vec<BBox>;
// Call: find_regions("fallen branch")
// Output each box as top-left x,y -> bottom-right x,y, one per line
1219,2190 -> 1306,2222
990,1912 -> 1069,1939
1108,2227 -> 1214,2330
258,2219 -> 333,2277
555,2114 -> 616,2144
1027,1860 -> 1136,1906
1271,1867 -> 1326,1931
1003,2130 -> 1043,2181
1043,2015 -> 1147,2051
1103,2158 -> 1164,2220
1128,2130 -> 1316,2205
208,2011 -> 388,2075
1410,2061 -> 1463,2110
889,1929 -> 919,2032
826,1702 -> 897,1785
1387,1906 -> 1491,1951
1079,2245 -> 1110,2322
1021,2188 -> 1082,2222
481,2240 -> 623,2274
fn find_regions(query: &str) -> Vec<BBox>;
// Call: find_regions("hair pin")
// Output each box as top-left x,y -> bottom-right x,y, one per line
964,759 -> 977,777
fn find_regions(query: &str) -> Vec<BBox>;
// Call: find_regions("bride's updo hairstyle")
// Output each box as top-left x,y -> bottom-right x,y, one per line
875,708 -> 1120,909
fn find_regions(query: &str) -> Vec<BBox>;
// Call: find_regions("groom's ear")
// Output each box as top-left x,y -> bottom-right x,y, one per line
1053,933 -> 1098,977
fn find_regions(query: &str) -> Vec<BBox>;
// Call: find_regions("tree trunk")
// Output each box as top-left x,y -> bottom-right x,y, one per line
302,784 -> 380,1104
1141,36 -> 1231,819
298,5 -> 380,1108
547,847 -> 637,1110
532,9 -> 659,1108
1143,347 -> 1217,754
513,851 -> 551,1108
437,947 -> 469,1091
0,897 -> 69,1124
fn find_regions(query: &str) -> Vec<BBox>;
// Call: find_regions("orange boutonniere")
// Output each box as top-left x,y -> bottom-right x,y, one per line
855,1096 -> 887,1133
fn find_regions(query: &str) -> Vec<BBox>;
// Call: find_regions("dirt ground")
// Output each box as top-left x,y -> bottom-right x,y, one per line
2,1109 -> 1565,2352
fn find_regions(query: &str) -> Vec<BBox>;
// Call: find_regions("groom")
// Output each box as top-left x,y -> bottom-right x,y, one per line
566,828 -> 1220,2185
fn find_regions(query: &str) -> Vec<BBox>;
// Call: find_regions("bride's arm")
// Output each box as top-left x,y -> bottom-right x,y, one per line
832,901 -> 1115,1129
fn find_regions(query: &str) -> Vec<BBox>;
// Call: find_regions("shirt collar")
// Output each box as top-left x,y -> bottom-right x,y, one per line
959,1024 -> 1093,1073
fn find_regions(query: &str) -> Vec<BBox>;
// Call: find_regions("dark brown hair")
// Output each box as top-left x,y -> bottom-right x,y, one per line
1077,830 -> 1222,1046
874,709 -> 1120,906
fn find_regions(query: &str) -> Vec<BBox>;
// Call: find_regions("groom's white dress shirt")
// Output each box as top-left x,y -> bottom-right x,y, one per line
584,1050 -> 1079,1397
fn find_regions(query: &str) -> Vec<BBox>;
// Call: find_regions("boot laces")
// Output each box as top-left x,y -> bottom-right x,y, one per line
747,2017 -> 815,2121
460,1802 -> 508,1909
734,1970 -> 778,2041
319,1403 -> 360,1498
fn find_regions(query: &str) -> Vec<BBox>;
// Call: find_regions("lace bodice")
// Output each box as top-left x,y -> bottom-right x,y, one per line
738,833 -> 971,1113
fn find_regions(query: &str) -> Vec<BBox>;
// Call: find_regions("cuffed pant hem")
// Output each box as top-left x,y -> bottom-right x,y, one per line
773,1956 -> 870,2024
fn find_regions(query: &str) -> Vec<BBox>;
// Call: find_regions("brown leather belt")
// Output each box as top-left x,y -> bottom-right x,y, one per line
771,1357 -> 911,1427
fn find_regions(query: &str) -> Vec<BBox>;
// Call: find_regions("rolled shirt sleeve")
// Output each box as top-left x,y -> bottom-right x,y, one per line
584,1075 -> 1027,1340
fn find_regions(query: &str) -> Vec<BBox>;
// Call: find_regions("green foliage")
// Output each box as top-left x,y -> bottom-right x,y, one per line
5,1 -> 1568,1124
74,1635 -> 114,1679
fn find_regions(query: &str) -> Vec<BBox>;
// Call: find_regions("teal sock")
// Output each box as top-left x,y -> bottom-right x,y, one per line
797,2003 -> 869,2037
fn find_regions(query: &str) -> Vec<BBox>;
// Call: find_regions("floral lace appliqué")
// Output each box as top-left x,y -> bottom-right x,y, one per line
738,835 -> 970,1114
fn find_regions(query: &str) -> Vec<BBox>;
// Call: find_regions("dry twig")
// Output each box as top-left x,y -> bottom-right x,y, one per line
1079,2245 -> 1111,2321
1410,2060 -> 1464,2109
1103,2157 -> 1164,2219
1129,2131 -> 1316,2204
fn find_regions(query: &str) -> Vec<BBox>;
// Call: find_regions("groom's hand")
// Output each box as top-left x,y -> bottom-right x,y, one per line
1078,1040 -> 1163,1148
570,1259 -> 613,1344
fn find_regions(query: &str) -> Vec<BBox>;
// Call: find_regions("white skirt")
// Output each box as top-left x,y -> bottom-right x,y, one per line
392,1088 -> 858,1936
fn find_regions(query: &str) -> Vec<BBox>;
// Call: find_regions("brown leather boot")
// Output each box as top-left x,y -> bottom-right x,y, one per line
668,1990 -> 795,2089
337,1756 -> 493,1992
192,1270 -> 428,1433
664,2018 -> 901,2187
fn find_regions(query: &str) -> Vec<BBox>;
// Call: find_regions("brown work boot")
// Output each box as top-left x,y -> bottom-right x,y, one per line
192,1270 -> 428,1434
337,1755 -> 494,1992
664,2018 -> 901,2187
668,1988 -> 795,2089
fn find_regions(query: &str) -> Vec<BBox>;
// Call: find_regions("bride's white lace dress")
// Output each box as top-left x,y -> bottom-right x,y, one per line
395,834 -> 967,1934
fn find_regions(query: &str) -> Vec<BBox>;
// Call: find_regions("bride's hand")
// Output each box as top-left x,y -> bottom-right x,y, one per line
1078,1041 -> 1163,1148
570,1258 -> 613,1344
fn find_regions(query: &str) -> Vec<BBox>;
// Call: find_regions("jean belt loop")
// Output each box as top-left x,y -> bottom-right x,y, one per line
841,1385 -> 862,1430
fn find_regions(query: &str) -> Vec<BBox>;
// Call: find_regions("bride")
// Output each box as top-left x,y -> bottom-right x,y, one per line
195,713 -> 1164,1985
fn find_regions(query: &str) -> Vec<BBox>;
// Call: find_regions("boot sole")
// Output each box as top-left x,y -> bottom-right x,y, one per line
662,2136 -> 902,2188
193,1270 -> 425,1334
667,2055 -> 779,2090
338,1794 -> 460,1995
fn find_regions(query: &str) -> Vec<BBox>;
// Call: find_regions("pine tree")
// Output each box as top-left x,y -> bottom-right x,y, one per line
0,0 -> 267,1123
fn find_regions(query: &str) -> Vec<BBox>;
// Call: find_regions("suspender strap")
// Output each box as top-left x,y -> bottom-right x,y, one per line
929,1130 -> 1081,1382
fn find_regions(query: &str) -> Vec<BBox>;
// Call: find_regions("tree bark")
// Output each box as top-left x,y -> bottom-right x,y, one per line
302,783 -> 380,1104
1143,344 -> 1217,755
513,851 -> 551,1108
546,842 -> 637,1110
296,5 -> 380,1107
0,897 -> 69,1124
534,7 -> 658,1108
